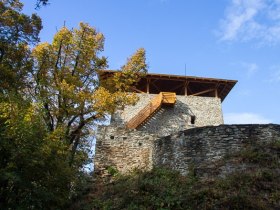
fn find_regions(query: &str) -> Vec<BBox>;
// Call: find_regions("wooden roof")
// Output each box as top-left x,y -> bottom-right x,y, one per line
98,70 -> 237,102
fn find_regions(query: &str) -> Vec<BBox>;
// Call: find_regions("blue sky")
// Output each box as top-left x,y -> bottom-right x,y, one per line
22,0 -> 280,124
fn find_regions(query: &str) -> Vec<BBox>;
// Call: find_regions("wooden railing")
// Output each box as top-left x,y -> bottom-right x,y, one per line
126,92 -> 176,129
162,92 -> 176,105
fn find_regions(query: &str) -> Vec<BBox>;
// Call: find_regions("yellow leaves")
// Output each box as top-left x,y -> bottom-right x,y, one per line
121,48 -> 147,74
30,22 -> 147,132
32,42 -> 52,61
0,102 -> 12,120
113,91 -> 139,107
45,126 -> 65,143
92,87 -> 116,115
0,101 -> 44,141
112,48 -> 147,92
0,102 -> 37,124
52,26 -> 72,48
23,105 -> 36,123
60,79 -> 75,95
91,87 -> 139,116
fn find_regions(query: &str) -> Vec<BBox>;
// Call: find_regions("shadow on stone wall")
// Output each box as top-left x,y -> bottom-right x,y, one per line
95,124 -> 280,178
138,100 -> 196,136
153,124 -> 280,177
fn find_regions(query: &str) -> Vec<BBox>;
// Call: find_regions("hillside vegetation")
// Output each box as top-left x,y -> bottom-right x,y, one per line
72,139 -> 280,210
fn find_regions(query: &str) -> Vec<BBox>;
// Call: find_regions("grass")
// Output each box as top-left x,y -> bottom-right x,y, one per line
72,140 -> 280,210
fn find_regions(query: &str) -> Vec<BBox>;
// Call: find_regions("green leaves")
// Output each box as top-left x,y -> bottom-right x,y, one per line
0,1 -> 148,208
0,97 -> 72,209
0,0 -> 42,93
0,0 -> 42,44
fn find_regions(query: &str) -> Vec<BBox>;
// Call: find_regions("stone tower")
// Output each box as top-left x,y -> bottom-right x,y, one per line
94,70 -> 237,175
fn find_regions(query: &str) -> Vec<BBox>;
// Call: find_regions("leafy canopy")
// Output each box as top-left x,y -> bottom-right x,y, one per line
31,22 -> 147,165
0,1 -> 147,208
0,0 -> 42,92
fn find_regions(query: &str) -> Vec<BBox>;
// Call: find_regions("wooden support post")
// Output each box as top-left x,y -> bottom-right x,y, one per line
184,81 -> 189,96
215,83 -> 220,98
215,89 -> 218,98
147,78 -> 150,94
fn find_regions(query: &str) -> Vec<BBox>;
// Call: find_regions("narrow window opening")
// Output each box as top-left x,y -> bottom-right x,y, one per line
191,115 -> 196,125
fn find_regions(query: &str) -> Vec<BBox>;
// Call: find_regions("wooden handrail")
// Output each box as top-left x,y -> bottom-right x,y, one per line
126,93 -> 163,129
126,92 -> 176,129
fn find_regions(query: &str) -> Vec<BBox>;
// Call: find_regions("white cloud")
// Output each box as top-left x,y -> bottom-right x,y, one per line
219,0 -> 280,44
237,89 -> 251,96
265,65 -> 280,82
224,112 -> 272,124
269,70 -> 280,82
242,62 -> 258,77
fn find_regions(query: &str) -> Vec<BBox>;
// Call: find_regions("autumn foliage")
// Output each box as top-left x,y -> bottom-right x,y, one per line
0,1 -> 147,209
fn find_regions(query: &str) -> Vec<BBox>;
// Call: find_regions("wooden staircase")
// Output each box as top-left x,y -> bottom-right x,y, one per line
126,92 -> 176,129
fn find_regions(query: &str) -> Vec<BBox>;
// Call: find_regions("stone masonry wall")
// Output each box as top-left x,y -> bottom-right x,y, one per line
153,124 -> 280,176
94,124 -> 280,177
111,94 -> 223,137
94,126 -> 157,175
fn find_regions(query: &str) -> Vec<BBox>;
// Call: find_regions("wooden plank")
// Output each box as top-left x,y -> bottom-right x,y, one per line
150,81 -> 161,93
169,82 -> 184,92
219,84 -> 229,99
130,87 -> 145,93
187,85 -> 193,95
126,92 -> 176,129
126,93 -> 163,129
162,92 -> 176,104
190,88 -> 215,96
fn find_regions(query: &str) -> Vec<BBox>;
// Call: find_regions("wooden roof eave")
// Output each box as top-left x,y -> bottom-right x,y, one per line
97,70 -> 238,102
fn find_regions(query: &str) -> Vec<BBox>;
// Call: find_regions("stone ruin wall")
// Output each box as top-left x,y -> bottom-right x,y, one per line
94,124 -> 280,177
95,126 -> 156,175
153,124 -> 280,176
111,94 -> 224,137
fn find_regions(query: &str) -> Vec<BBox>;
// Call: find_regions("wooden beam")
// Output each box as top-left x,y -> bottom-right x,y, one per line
187,86 -> 193,95
150,80 -> 161,93
170,82 -> 184,92
219,84 -> 228,98
130,87 -> 146,93
190,88 -> 215,96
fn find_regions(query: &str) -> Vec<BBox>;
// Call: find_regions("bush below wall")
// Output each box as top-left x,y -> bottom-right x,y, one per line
73,138 -> 280,209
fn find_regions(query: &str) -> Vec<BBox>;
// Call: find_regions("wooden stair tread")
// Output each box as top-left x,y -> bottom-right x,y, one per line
126,92 -> 176,129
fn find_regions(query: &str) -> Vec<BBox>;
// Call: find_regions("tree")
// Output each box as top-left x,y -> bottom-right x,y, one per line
0,98 -> 73,209
36,0 -> 49,8
31,22 -> 147,166
0,0 -> 42,93
0,1 -> 147,208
